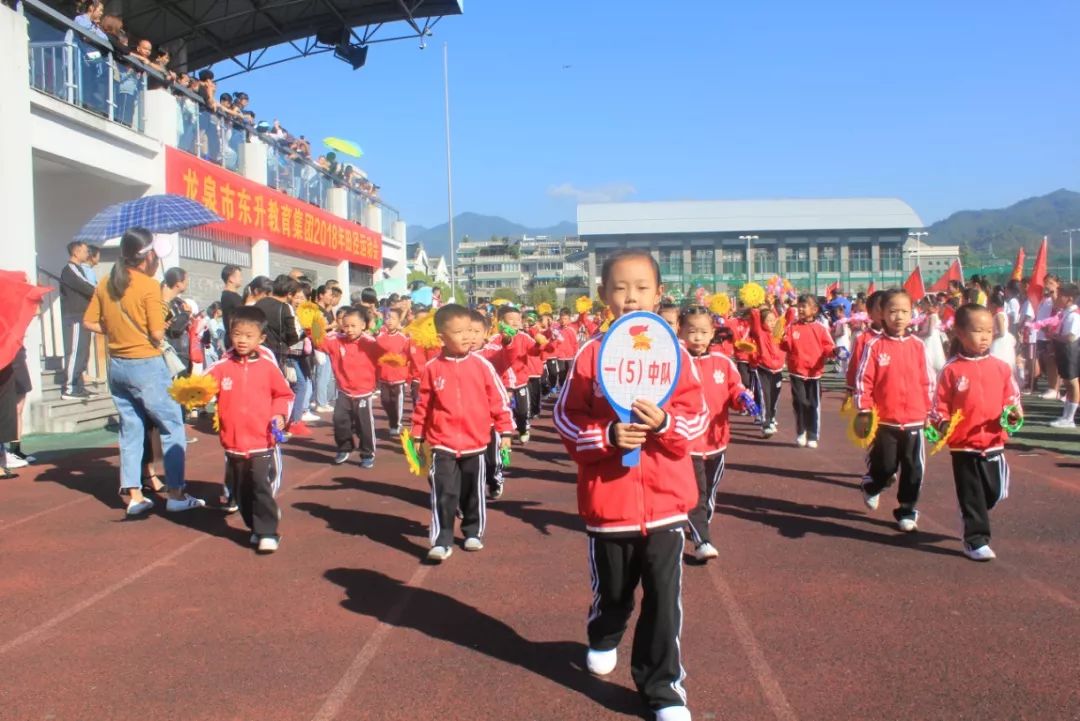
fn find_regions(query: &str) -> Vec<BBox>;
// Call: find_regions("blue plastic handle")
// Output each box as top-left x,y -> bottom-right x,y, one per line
618,408 -> 641,468
738,391 -> 761,418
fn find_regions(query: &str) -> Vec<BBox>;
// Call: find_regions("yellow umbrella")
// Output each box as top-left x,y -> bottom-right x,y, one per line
324,137 -> 363,158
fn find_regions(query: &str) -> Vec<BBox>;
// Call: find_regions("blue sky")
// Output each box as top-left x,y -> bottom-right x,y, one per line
219,0 -> 1080,230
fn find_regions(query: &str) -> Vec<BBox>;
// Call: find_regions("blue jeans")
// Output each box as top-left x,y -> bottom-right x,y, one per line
109,356 -> 186,490
313,351 -> 336,408
288,357 -> 312,423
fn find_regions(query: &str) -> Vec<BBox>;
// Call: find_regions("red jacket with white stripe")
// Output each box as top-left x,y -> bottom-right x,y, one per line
525,328 -> 547,376
730,317 -> 755,365
934,354 -> 1021,454
375,330 -> 410,384
854,333 -> 933,427
781,319 -> 835,379
206,350 -> 294,456
407,342 -> 440,383
846,327 -> 881,390
499,332 -> 540,388
749,309 -> 785,373
554,336 -> 709,537
557,322 -> 579,360
411,352 -> 513,456
316,332 -> 380,397
688,350 -> 746,455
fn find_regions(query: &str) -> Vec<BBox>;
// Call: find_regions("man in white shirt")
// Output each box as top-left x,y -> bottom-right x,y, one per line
1035,276 -> 1061,399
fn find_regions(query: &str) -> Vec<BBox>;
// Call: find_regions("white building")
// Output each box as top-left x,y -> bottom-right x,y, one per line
456,234 -> 587,303
407,242 -> 450,285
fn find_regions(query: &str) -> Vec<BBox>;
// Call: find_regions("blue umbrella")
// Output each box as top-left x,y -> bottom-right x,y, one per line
73,194 -> 223,242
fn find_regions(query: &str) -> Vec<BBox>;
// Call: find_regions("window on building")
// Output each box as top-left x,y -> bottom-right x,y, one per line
754,247 -> 778,275
721,248 -> 745,276
785,246 -> 810,274
691,248 -> 714,275
880,244 -> 902,272
817,246 -> 838,273
659,248 -> 682,276
849,245 -> 872,272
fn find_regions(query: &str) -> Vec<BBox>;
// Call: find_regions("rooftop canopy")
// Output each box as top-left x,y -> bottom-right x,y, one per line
45,0 -> 463,76
577,198 -> 924,237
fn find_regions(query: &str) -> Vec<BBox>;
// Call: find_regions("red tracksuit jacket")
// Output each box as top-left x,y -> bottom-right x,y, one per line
688,350 -> 746,455
554,335 -> 709,536
411,352 -> 513,456
934,354 -> 1021,454
408,342 -> 441,384
317,332 -> 379,397
854,333 -> 933,427
206,350 -> 294,456
375,329 -> 410,384
846,327 -> 881,390
781,319 -> 835,379
749,309 -> 785,373
499,332 -> 540,389
557,322 -> 579,361
730,317 -> 755,365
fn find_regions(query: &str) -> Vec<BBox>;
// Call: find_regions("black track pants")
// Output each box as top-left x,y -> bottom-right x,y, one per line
788,376 -> 821,439
951,451 -> 1009,548
225,451 -> 279,537
333,393 -> 375,459
687,452 -> 725,547
428,451 -> 485,547
864,424 -> 925,521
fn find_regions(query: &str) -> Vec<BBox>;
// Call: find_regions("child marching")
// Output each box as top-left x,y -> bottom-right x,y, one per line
316,306 -> 380,469
554,249 -> 707,721
749,306 -> 785,437
375,307 -> 409,435
934,303 -> 1023,561
781,294 -> 835,448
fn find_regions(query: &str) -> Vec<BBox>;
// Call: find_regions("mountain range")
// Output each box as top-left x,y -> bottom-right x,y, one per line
406,189 -> 1080,262
406,212 -> 575,258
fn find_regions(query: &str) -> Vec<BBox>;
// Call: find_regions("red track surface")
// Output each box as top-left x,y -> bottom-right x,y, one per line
1,389 -> 1078,721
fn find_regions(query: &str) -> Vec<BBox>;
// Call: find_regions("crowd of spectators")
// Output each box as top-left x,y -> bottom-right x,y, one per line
53,1 -> 382,204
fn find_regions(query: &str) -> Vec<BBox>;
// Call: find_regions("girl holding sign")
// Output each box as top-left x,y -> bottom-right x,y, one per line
554,249 -> 707,721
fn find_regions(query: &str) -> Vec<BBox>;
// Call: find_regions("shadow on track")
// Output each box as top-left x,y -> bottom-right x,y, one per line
726,462 -> 862,490
717,491 -> 959,556
488,499 -> 583,536
297,476 -> 431,510
294,501 -> 429,559
325,567 -> 647,718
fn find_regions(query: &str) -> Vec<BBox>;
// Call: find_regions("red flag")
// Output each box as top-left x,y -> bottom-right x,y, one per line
825,280 -> 840,296
929,259 -> 964,293
1027,236 -> 1048,305
1010,247 -> 1026,282
866,281 -> 876,295
903,266 -> 926,300
0,270 -> 51,370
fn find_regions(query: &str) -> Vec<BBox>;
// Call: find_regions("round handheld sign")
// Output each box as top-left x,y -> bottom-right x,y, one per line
596,310 -> 683,467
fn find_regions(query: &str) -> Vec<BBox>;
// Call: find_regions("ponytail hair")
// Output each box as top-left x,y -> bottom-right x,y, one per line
107,227 -> 154,300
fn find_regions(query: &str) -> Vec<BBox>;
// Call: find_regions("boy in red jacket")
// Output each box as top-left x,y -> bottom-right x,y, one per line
206,306 -> 294,554
934,304 -> 1023,560
470,310 -> 510,500
749,307 -> 785,437
854,289 -> 933,532
496,305 -> 540,443
781,294 -> 836,448
316,306 -> 380,469
523,312 -> 546,418
554,250 -> 707,721
412,304 -> 513,563
376,307 -> 409,435
556,307 -> 579,390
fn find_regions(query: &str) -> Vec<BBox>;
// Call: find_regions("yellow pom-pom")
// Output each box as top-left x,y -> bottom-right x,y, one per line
378,352 -> 408,367
575,295 -> 592,315
537,302 -> 553,316
847,408 -> 879,449
734,339 -> 758,354
773,314 -> 787,342
738,283 -> 766,309
404,314 -> 441,350
296,301 -> 322,330
709,294 -> 731,317
168,374 -> 219,410
492,298 -> 510,306
931,410 -> 964,455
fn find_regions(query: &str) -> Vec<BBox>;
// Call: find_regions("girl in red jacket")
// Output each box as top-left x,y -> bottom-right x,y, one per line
781,294 -> 835,448
680,306 -> 749,562
376,307 -> 410,435
749,306 -> 785,437
934,304 -> 1023,561
554,249 -> 707,721
853,289 -> 933,532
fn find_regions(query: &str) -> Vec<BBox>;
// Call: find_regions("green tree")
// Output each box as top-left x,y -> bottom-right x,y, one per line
492,287 -> 519,303
407,270 -> 432,286
527,283 -> 558,308
431,281 -> 466,305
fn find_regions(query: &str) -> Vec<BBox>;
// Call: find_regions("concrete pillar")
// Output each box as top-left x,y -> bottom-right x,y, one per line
241,137 -> 268,184
365,203 -> 382,236
337,259 -> 350,292
251,239 -> 270,277
327,187 -> 348,218
144,87 -> 178,144
1,7 -> 45,417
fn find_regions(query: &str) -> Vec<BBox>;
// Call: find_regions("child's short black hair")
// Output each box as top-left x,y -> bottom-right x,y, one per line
1058,283 -> 1079,300
497,305 -> 521,322
678,305 -> 710,324
468,308 -> 488,327
659,301 -> 680,316
558,307 -> 571,316
360,287 -> 379,305
880,288 -> 911,308
434,303 -> 472,332
272,274 -> 300,298
230,305 -> 268,333
600,248 -> 661,288
796,293 -> 819,309
341,305 -> 372,326
866,290 -> 885,312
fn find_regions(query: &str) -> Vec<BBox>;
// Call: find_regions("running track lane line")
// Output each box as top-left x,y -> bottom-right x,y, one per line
0,462 -> 337,658
0,496 -> 92,533
706,564 -> 800,721
310,564 -> 434,721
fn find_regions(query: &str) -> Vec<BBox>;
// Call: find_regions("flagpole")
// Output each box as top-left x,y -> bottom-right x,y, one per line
443,42 -> 457,303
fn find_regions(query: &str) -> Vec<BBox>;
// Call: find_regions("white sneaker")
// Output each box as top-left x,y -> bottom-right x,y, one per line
316,405 -> 335,413
963,544 -> 996,561
427,545 -> 453,563
585,647 -> 617,676
655,707 -> 692,721
762,423 -> 777,438
1039,390 -> 1060,400
807,439 -> 819,449
1049,418 -> 1076,429
898,517 -> 918,533
693,542 -> 719,561
860,483 -> 880,511
795,433 -> 807,447
257,536 -> 280,553
301,411 -> 321,423
126,497 -> 154,516
4,453 -> 28,469
463,537 -> 484,552
519,432 -> 530,444
165,494 -> 206,513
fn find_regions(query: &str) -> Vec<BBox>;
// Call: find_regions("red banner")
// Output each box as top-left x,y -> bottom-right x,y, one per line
165,146 -> 381,268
